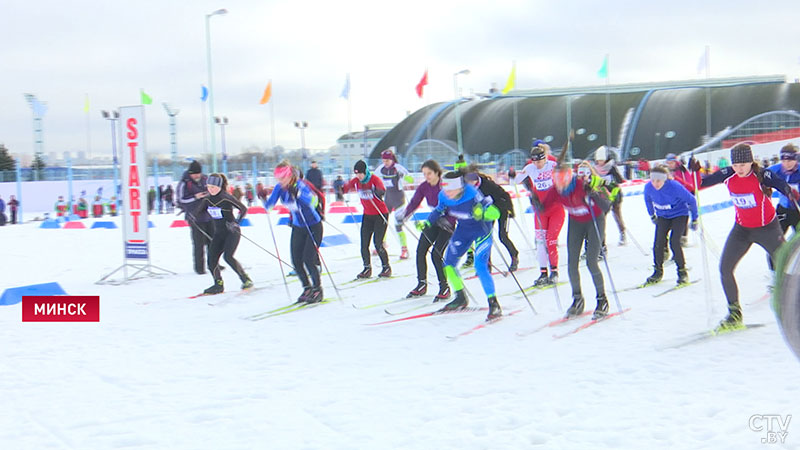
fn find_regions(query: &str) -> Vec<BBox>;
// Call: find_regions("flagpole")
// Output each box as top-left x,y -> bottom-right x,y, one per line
604,53 -> 612,147
705,45 -> 711,140
85,93 -> 91,180
270,99 -> 276,150
201,92 -> 209,157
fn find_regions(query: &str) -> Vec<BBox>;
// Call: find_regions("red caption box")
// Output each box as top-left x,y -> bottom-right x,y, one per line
22,296 -> 100,322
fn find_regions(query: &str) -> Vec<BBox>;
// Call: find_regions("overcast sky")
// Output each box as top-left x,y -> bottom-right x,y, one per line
1,0 -> 798,162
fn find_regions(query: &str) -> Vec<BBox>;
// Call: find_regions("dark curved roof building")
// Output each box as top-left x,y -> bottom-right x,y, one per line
369,76 -> 800,166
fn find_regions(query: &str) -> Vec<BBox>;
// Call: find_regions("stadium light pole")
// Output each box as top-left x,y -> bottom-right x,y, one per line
101,110 -> 121,208
453,69 -> 470,155
215,116 -> 229,175
294,121 -> 308,171
205,8 -> 228,173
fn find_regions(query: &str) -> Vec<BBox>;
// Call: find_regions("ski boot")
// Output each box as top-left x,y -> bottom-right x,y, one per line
676,268 -> 689,286
565,294 -> 585,318
407,280 -> 427,298
714,305 -> 744,333
548,270 -> 559,285
400,246 -> 409,260
592,294 -> 609,320
486,296 -> 502,321
644,267 -> 663,286
297,286 -> 312,303
241,277 -> 254,290
378,265 -> 392,278
533,270 -> 551,287
461,251 -> 475,269
434,284 -> 451,301
619,231 -> 627,246
305,286 -> 324,304
356,266 -> 372,279
509,256 -> 519,272
288,269 -> 297,277
204,279 -> 224,295
441,289 -> 468,311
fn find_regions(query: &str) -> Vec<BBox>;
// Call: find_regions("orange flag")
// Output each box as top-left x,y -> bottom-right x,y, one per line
259,81 -> 272,104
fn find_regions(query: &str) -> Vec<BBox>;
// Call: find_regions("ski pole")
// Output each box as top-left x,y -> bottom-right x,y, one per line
510,183 -> 536,252
265,209 -> 293,303
625,227 -> 650,256
587,199 -> 625,316
301,219 -> 343,302
343,195 -> 361,227
481,222 -> 537,314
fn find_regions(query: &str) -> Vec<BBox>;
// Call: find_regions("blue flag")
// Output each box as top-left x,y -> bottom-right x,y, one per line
201,85 -> 209,102
340,74 -> 350,99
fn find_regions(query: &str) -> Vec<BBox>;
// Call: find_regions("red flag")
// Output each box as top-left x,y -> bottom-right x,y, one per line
415,70 -> 428,98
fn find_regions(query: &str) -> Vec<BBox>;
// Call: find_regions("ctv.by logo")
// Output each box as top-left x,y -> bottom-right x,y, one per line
749,414 -> 791,444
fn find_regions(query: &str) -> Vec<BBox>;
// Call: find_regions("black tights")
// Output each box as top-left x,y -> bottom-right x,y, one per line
361,214 -> 389,268
291,223 -> 323,288
417,225 -> 451,285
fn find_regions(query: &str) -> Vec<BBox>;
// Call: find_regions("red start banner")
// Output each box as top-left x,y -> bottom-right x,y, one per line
21,296 -> 100,322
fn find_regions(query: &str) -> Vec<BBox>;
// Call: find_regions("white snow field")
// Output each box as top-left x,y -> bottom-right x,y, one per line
1,182 -> 798,450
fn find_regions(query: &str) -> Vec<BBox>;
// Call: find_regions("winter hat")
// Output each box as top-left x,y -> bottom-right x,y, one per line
530,146 -> 546,161
665,153 -> 678,162
354,160 -> 368,174
730,143 -> 753,164
594,146 -> 608,162
188,160 -> 202,174
532,139 -> 545,147
780,143 -> 798,160
381,149 -> 397,162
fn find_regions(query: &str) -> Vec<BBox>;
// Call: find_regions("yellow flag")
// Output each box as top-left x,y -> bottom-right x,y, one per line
83,94 -> 90,113
501,62 -> 516,95
259,81 -> 272,105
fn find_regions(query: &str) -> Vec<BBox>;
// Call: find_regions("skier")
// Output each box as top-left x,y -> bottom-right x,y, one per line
343,160 -> 392,279
423,171 -> 503,320
176,160 -> 214,275
515,144 -> 565,286
553,162 -> 612,320
454,154 -> 467,171
394,159 -> 453,300
163,184 -> 174,213
0,196 -> 5,226
695,143 -> 797,331
592,146 -> 626,246
92,195 -> 104,218
194,173 -> 252,295
264,161 -> 325,303
55,196 -> 68,217
464,164 -> 519,270
8,195 -> 18,224
376,148 -> 414,259
333,175 -> 345,202
767,144 -> 800,235
642,166 -> 698,286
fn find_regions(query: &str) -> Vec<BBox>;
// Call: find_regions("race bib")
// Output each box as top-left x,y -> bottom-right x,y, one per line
566,206 -> 589,216
383,178 -> 394,188
359,190 -> 374,200
208,206 -> 223,219
730,193 -> 757,209
534,179 -> 553,191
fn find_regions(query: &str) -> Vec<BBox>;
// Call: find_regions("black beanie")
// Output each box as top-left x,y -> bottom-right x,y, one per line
730,144 -> 753,165
354,160 -> 367,174
188,160 -> 202,174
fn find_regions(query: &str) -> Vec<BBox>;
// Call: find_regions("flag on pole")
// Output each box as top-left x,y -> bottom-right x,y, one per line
31,98 -> 48,117
201,85 -> 209,102
140,89 -> 153,105
83,94 -> 90,113
597,55 -> 609,79
696,47 -> 709,75
501,62 -> 516,95
340,73 -> 350,99
259,80 -> 273,104
415,70 -> 428,98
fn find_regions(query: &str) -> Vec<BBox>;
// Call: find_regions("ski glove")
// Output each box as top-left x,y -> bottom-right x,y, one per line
394,208 -> 407,224
472,204 -> 500,221
650,214 -> 658,225
688,157 -> 702,172
589,175 -> 606,190
372,187 -> 385,201
690,220 -> 698,231
226,221 -> 241,233
416,220 -> 431,231
403,174 -> 415,184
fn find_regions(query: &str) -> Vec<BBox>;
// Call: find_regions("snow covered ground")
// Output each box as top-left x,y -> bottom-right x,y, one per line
1,183 -> 798,449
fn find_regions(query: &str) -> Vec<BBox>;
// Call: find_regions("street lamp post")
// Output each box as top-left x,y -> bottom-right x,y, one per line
205,8 -> 228,173
101,110 -> 121,208
294,121 -> 308,171
215,116 -> 229,175
453,69 -> 470,155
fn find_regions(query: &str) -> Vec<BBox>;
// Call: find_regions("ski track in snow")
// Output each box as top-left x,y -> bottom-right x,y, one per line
1,184 -> 799,449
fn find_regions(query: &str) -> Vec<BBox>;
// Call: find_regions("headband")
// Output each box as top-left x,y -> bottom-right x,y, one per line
207,175 -> 223,187
442,176 -> 464,191
274,166 -> 293,179
650,172 -> 668,182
